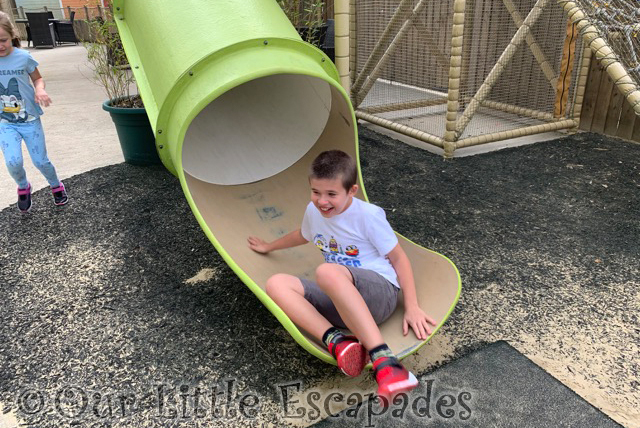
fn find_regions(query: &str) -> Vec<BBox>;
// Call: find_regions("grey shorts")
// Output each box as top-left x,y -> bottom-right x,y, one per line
300,265 -> 400,329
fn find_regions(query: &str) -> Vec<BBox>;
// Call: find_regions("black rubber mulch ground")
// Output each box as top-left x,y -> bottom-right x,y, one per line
0,130 -> 638,427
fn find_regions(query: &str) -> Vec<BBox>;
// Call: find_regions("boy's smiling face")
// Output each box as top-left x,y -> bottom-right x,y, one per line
310,176 -> 358,218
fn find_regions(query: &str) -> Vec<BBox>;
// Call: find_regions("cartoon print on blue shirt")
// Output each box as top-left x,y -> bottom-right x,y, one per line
314,234 -> 361,267
0,78 -> 28,123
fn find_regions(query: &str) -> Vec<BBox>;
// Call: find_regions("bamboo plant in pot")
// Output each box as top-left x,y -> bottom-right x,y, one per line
85,13 -> 161,166
277,0 -> 331,58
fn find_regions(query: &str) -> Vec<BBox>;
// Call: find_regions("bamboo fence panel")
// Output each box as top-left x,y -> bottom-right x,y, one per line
579,59 -> 640,143
590,62 -> 616,134
616,98 -> 638,141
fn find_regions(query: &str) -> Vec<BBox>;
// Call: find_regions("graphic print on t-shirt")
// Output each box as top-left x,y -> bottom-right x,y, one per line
0,78 -> 28,123
314,234 -> 362,267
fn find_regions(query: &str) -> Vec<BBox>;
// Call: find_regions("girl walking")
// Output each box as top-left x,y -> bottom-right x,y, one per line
0,12 -> 67,212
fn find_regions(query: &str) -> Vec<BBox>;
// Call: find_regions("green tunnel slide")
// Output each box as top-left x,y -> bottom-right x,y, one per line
112,0 -> 461,365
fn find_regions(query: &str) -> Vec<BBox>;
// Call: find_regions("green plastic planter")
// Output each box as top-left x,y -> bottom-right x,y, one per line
102,99 -> 161,166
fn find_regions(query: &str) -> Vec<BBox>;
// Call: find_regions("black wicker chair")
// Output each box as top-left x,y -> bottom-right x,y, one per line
323,19 -> 335,62
26,12 -> 55,48
54,11 -> 78,45
25,25 -> 31,47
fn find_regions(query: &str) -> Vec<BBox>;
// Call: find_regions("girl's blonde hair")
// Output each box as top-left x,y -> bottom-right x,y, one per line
0,11 -> 21,48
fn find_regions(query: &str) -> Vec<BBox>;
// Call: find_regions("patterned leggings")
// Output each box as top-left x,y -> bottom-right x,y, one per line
0,119 -> 60,189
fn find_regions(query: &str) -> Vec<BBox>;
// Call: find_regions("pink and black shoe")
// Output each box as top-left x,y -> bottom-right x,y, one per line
17,183 -> 32,213
373,356 -> 418,405
51,182 -> 68,206
328,335 -> 369,377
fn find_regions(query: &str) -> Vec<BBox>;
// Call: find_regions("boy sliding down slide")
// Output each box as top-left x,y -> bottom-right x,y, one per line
248,150 -> 436,403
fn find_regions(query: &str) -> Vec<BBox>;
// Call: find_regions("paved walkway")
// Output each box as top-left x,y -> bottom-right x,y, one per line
0,44 -> 123,209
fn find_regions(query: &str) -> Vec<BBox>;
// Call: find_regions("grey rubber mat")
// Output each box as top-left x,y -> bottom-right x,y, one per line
310,341 -> 622,427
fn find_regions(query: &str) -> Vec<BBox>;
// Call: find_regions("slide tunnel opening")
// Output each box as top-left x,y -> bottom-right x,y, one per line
182,74 -> 333,186
180,78 -> 459,357
183,80 -> 356,291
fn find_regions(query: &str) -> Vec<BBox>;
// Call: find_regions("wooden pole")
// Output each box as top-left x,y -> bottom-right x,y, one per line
351,0 -> 415,95
571,46 -> 593,127
360,97 -> 447,114
456,119 -> 576,148
480,99 -> 555,121
334,0 -> 351,93
349,0 -> 357,89
355,0 -> 429,106
357,105 -> 572,152
444,0 -> 466,157
554,20 -> 578,118
503,0 -> 557,89
355,111 -> 446,148
558,0 -> 640,115
455,0 -> 550,137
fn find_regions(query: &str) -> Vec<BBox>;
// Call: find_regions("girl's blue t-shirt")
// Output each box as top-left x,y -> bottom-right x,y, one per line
0,48 -> 43,123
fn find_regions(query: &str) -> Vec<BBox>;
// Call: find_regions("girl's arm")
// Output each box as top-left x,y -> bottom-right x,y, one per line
387,243 -> 436,340
29,68 -> 52,107
248,229 -> 308,254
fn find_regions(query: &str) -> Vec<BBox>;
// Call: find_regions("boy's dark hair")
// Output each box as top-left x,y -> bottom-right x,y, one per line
309,150 -> 357,191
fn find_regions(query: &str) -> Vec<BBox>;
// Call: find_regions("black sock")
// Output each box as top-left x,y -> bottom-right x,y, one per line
369,344 -> 395,362
322,327 -> 345,348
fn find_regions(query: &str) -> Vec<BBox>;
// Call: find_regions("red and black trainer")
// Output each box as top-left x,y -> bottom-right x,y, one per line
373,356 -> 418,404
327,335 -> 369,377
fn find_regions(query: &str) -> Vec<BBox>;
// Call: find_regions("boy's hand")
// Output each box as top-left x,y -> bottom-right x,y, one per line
35,89 -> 52,107
248,236 -> 271,254
403,305 -> 437,340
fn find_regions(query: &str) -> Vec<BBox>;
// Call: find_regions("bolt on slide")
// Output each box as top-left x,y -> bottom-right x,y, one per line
112,0 -> 460,364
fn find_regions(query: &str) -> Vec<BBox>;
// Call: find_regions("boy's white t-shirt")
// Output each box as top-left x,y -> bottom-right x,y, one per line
301,197 -> 400,287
